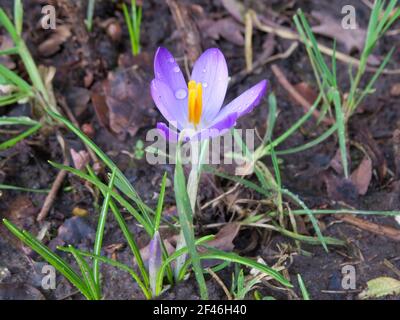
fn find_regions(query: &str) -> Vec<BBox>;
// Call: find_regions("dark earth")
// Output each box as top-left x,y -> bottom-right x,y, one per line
0,0 -> 400,300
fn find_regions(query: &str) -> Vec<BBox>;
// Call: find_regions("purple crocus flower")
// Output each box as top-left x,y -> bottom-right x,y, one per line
151,47 -> 267,141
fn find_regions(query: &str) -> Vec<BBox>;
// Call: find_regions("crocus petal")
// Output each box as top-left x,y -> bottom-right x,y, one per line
151,79 -> 188,129
156,122 -> 178,142
154,47 -> 188,126
213,80 -> 267,124
191,48 -> 229,124
190,113 -> 238,141
154,47 -> 187,96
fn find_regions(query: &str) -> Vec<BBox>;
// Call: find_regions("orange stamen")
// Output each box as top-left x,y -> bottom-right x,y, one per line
187,80 -> 202,127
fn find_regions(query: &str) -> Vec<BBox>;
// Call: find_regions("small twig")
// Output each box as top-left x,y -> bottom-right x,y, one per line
37,133 -> 69,222
166,0 -> 202,66
207,267 -> 232,300
201,183 -> 239,210
271,64 -> 334,125
338,214 -> 400,241
244,11 -> 253,72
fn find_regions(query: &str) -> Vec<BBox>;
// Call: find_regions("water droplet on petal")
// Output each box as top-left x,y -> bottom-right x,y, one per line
175,89 -> 187,100
202,68 -> 206,73
168,58 -> 174,63
202,82 -> 208,88
173,66 -> 180,73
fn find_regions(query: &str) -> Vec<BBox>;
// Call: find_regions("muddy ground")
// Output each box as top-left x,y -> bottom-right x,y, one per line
0,0 -> 400,300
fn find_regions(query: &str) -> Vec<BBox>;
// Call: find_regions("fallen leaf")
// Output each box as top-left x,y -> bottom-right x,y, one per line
354,126 -> 387,181
293,82 -> 318,106
65,87 -> 91,118
38,25 -> 71,57
324,172 -> 358,206
220,0 -> 245,23
91,82 -> 110,131
311,11 -> 366,54
350,157 -> 372,195
390,83 -> 400,97
205,223 -> 241,252
103,65 -> 156,139
198,17 -> 244,46
359,277 -> 400,299
70,148 -> 90,170
48,216 -> 95,250
0,35 -> 16,69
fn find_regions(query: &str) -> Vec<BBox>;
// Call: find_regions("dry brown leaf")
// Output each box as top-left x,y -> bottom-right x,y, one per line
91,53 -> 156,139
390,83 -> 400,97
198,17 -> 244,46
205,223 -> 241,252
293,82 -> 319,106
70,148 -> 90,170
0,35 -> 16,69
38,25 -> 71,57
350,157 -> 372,196
220,0 -> 245,23
311,11 -> 366,54
323,172 -> 358,206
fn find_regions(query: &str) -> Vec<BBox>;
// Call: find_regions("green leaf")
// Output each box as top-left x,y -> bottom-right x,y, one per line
359,277 -> 400,299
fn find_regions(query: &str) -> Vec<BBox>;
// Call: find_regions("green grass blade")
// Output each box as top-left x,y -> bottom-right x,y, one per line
153,172 -> 167,235
332,89 -> 348,178
0,183 -> 49,193
264,92 -> 277,143
2,219 -> 92,299
281,188 -> 328,252
14,0 -> 23,36
49,161 -> 153,235
0,64 -> 31,92
47,110 -> 153,218
275,124 -> 337,155
0,8 -> 19,43
0,116 -> 38,126
93,168 -> 116,290
58,246 -> 151,299
200,247 -> 292,287
297,274 -> 311,300
174,141 -> 208,299
0,122 -> 41,150
67,245 -> 99,299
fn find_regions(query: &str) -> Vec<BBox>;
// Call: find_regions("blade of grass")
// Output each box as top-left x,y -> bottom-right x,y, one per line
297,274 -> 310,300
50,161 -> 153,235
332,89 -> 348,177
174,140 -> 208,299
48,110 -> 153,218
0,122 -> 41,150
93,168 -> 116,290
58,246 -> 151,299
2,219 -> 92,299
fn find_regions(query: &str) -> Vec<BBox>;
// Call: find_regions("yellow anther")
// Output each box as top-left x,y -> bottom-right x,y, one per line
187,80 -> 202,127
